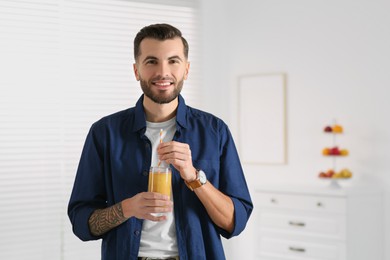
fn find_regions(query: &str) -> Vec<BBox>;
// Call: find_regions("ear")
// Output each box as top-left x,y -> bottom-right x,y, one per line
133,63 -> 140,81
184,62 -> 190,80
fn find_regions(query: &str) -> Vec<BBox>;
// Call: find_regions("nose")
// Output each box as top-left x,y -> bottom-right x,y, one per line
157,62 -> 170,78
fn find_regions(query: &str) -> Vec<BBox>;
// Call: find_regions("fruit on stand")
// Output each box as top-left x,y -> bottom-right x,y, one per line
322,148 -> 330,155
323,124 -> 343,133
319,169 -> 335,178
332,125 -> 343,133
322,146 -> 349,156
330,146 -> 341,155
332,168 -> 352,178
319,122 -> 352,183
318,168 -> 352,179
324,126 -> 333,132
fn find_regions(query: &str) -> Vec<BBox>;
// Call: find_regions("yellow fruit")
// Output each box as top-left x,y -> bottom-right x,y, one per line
340,168 -> 352,178
322,148 -> 330,155
340,149 -> 349,156
332,173 -> 342,178
333,125 -> 343,133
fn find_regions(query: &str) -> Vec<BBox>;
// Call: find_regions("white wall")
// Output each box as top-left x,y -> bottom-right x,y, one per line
200,0 -> 390,259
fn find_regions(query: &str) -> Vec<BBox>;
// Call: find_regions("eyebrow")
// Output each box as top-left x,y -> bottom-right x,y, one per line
168,55 -> 183,62
142,56 -> 157,64
142,55 -> 184,64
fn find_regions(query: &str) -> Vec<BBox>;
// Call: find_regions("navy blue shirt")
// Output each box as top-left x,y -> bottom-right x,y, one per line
68,95 -> 253,260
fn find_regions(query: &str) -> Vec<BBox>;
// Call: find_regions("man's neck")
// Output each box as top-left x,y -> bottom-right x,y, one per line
143,96 -> 178,123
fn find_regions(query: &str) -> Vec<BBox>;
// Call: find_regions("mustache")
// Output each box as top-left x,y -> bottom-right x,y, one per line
151,76 -> 175,82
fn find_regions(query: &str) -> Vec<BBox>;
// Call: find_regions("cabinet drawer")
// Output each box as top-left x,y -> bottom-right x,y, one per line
259,237 -> 344,260
256,192 -> 346,214
259,211 -> 345,239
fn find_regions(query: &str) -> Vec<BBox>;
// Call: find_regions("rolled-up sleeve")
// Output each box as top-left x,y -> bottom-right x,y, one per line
218,122 -> 253,239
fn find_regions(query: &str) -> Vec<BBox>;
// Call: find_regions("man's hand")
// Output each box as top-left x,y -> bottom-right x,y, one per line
122,192 -> 173,221
157,141 -> 197,181
89,192 -> 172,236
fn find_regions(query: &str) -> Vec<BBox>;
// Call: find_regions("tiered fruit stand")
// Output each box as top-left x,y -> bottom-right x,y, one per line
318,123 -> 352,188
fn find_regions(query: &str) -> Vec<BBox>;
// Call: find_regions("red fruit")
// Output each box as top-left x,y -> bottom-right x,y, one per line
324,126 -> 332,132
330,147 -> 340,155
325,169 -> 335,177
319,172 -> 327,178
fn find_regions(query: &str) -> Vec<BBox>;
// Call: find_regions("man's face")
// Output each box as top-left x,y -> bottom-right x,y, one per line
133,37 -> 190,104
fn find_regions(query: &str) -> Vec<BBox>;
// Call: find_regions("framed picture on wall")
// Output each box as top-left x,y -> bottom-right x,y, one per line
238,73 -> 287,165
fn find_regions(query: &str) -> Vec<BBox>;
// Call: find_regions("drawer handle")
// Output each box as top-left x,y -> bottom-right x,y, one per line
270,198 -> 278,204
289,221 -> 306,227
289,246 -> 306,253
317,202 -> 323,207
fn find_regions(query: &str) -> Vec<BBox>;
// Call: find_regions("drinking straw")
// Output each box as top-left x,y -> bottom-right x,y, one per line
157,129 -> 163,167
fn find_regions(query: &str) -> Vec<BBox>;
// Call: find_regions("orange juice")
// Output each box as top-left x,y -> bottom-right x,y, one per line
148,167 -> 172,198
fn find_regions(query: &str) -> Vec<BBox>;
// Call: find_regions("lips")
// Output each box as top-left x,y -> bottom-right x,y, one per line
152,80 -> 174,89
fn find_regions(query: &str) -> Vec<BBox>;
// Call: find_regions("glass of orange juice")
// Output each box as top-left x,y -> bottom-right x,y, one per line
148,166 -> 172,198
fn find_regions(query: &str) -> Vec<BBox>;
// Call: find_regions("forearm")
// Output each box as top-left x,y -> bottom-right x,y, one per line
88,202 -> 128,236
194,182 -> 235,233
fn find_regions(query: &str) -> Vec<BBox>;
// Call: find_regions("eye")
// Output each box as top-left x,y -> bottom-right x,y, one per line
145,59 -> 157,65
169,59 -> 180,64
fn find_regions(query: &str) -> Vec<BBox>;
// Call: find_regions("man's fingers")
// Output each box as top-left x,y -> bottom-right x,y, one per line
129,192 -> 173,221
142,192 -> 170,201
144,214 -> 169,222
158,141 -> 190,154
141,192 -> 172,207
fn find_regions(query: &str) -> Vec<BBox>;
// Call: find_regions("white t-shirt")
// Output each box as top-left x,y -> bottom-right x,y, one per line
138,117 -> 178,257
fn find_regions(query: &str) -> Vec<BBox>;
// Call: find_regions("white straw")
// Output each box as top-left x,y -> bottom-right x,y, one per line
157,129 -> 163,167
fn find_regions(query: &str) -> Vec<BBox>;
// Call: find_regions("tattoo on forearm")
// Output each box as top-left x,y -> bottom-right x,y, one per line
89,202 -> 128,236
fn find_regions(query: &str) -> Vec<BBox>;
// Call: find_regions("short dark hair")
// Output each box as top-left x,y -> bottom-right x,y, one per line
133,23 -> 189,61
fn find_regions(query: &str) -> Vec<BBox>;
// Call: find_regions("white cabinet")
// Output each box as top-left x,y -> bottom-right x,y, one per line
254,185 -> 383,260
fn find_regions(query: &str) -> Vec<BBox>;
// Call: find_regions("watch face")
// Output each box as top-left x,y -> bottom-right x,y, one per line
198,170 -> 207,184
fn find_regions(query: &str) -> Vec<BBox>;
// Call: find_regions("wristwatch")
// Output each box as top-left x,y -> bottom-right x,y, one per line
185,169 -> 207,191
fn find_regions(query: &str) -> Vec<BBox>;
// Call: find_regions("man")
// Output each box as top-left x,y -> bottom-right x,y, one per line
68,23 -> 253,260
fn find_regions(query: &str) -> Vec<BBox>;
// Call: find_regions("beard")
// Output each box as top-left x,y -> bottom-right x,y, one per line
140,76 -> 184,104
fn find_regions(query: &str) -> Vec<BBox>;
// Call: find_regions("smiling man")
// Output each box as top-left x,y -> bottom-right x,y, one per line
68,24 -> 253,260
136,37 -> 188,105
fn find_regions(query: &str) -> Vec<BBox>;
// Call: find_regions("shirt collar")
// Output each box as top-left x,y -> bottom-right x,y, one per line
132,94 -> 188,133
176,94 -> 187,129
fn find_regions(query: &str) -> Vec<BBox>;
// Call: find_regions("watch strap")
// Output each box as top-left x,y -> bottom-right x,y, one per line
184,169 -> 203,191
185,178 -> 202,191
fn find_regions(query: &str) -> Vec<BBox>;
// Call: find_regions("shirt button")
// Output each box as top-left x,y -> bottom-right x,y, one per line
143,170 -> 148,176
145,143 -> 150,149
134,230 -> 140,236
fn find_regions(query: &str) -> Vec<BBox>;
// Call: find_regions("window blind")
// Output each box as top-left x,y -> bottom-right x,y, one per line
0,0 -> 200,259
